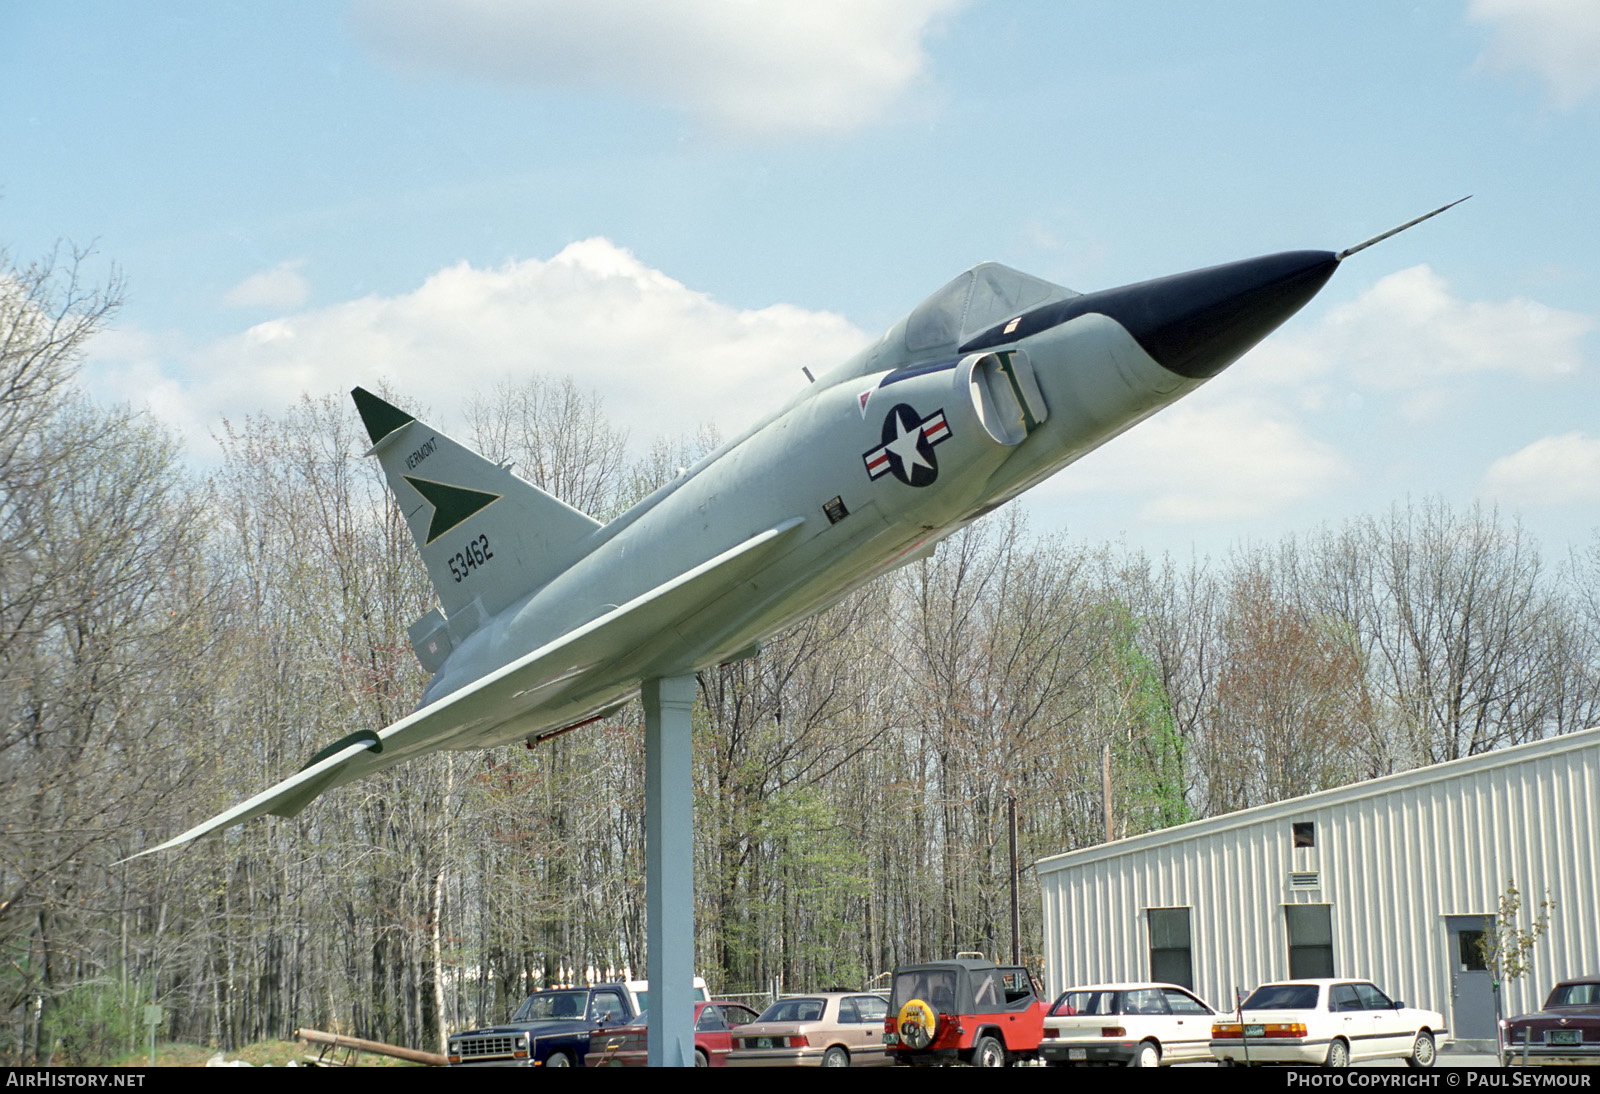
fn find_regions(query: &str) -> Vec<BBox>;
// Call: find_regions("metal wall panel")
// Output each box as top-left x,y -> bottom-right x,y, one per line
1037,730 -> 1600,1031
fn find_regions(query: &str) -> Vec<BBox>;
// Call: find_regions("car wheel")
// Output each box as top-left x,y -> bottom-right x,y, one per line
1324,1038 -> 1349,1068
973,1035 -> 1006,1067
823,1046 -> 850,1067
1406,1031 -> 1436,1069
1130,1040 -> 1161,1068
546,1050 -> 572,1067
694,1048 -> 708,1067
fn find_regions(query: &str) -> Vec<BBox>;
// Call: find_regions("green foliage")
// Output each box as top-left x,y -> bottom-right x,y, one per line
1103,601 -> 1191,832
732,785 -> 870,991
1477,880 -> 1556,985
38,982 -> 141,1066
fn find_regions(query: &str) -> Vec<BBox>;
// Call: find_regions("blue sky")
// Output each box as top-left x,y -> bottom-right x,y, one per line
4,1 -> 1598,560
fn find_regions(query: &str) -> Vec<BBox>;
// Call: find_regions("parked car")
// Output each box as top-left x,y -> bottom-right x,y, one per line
447,983 -> 636,1067
1210,979 -> 1446,1068
727,992 -> 894,1067
585,1001 -> 761,1067
1501,975 -> 1600,1067
619,976 -> 710,1016
883,957 -> 1047,1066
1041,982 -> 1218,1067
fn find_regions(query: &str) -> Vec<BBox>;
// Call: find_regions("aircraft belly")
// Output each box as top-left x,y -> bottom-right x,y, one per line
661,501 -> 896,666
401,515 -> 812,753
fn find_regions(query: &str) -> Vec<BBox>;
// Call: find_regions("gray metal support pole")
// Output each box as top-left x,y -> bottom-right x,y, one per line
644,675 -> 697,1067
1008,790 -> 1020,966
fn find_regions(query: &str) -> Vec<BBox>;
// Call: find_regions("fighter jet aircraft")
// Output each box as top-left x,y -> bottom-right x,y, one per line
136,201 -> 1464,856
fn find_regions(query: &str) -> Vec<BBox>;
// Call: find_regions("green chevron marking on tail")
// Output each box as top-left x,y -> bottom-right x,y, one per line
404,476 -> 503,543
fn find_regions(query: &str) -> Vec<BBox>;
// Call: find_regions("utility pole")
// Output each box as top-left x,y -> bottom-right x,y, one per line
1102,744 -> 1114,843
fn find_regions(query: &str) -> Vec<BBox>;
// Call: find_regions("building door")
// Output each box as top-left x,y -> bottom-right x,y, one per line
1445,915 -> 1496,1041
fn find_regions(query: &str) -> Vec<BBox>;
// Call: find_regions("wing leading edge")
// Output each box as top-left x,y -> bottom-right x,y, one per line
126,515 -> 806,860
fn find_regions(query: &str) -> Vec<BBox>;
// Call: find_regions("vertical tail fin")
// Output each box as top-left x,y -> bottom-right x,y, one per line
353,388 -> 601,647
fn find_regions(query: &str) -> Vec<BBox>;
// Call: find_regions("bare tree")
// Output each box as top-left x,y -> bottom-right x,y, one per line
1328,501 -> 1562,764
465,376 -> 629,516
0,246 -> 122,496
1204,562 -> 1369,811
0,401 -> 214,1060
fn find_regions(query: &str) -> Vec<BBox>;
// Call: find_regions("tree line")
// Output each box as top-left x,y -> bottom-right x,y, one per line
4,247 -> 1599,1062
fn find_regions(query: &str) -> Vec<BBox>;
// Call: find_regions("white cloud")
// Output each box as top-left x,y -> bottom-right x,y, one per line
1482,431 -> 1600,506
1049,397 -> 1350,523
87,238 -> 869,457
223,261 -> 310,309
86,250 -> 1593,536
1469,0 -> 1600,107
1244,265 -> 1592,413
351,0 -> 961,133
80,326 -> 216,444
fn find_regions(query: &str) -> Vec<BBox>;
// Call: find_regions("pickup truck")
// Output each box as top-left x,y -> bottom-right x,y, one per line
447,983 -> 636,1067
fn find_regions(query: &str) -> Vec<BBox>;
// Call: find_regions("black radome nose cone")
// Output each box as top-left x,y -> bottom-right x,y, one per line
961,249 -> 1339,379
1095,250 -> 1338,378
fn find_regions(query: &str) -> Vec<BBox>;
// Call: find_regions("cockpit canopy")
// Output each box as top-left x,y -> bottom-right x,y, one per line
903,262 -> 1075,355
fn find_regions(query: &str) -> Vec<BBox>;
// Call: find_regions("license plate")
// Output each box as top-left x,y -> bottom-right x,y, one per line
883,1033 -> 897,1044
1068,1048 -> 1086,1060
1245,1024 -> 1265,1037
1548,1030 -> 1581,1045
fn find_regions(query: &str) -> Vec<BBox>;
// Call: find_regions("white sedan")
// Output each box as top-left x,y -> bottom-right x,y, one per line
1041,982 -> 1218,1067
1210,979 -> 1448,1067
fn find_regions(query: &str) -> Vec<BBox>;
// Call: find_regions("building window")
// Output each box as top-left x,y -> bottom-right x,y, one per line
1293,821 -> 1315,848
1285,904 -> 1334,978
1147,907 -> 1194,989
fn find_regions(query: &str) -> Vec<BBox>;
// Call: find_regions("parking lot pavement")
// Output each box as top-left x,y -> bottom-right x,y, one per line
1165,1048 -> 1504,1068
1437,1048 -> 1502,1067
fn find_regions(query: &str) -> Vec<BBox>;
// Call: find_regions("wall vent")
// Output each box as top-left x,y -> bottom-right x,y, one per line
1289,872 -> 1321,891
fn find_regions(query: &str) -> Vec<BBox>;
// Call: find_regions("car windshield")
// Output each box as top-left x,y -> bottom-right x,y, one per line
512,990 -> 590,1021
757,998 -> 826,1023
1242,984 -> 1322,1010
1549,983 -> 1600,1007
892,970 -> 959,1013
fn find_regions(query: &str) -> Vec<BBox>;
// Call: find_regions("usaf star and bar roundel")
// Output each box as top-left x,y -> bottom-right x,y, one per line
863,403 -> 951,488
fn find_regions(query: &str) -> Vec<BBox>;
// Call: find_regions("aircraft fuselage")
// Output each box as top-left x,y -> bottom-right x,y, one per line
409,251 -> 1338,755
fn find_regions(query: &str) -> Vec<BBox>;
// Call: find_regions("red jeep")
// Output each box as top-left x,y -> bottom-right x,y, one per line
883,957 -> 1047,1066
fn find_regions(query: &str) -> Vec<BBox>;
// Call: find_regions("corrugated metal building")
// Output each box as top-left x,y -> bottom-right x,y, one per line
1036,728 -> 1600,1042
